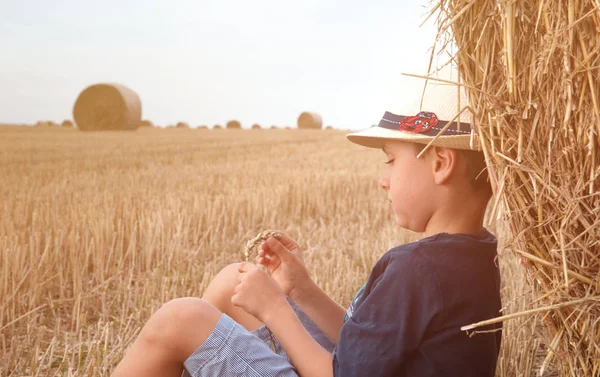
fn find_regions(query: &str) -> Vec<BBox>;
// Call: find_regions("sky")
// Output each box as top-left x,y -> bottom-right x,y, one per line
0,0 -> 442,130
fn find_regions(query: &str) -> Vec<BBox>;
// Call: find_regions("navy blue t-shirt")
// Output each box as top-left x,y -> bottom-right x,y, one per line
332,229 -> 502,377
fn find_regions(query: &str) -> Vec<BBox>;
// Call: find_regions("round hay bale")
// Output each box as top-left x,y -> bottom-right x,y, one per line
270,125 -> 278,129
439,1 -> 600,374
197,125 -> 208,130
73,83 -> 141,131
139,120 -> 153,128
297,112 -> 322,129
213,124 -> 223,130
175,122 -> 189,129
61,120 -> 74,128
251,123 -> 262,130
226,120 -> 241,129
324,125 -> 333,130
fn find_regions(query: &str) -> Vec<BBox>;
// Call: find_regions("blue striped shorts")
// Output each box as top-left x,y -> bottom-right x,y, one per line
182,296 -> 336,377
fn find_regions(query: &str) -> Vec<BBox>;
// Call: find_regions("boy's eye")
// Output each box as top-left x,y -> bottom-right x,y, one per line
384,159 -> 394,165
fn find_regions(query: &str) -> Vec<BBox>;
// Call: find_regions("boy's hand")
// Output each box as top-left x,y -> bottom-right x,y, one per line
231,262 -> 289,325
256,230 -> 312,302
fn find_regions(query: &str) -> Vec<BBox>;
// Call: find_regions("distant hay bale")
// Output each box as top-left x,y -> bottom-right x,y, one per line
284,126 -> 292,129
324,125 -> 333,130
197,125 -> 208,130
226,120 -> 241,129
34,121 -> 58,128
270,125 -> 278,129
297,112 -> 322,129
251,124 -> 262,130
175,122 -> 189,129
139,120 -> 153,128
213,124 -> 223,130
61,120 -> 74,128
73,83 -> 141,131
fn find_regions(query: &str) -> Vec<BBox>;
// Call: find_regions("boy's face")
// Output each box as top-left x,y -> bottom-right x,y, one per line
379,140 -> 437,233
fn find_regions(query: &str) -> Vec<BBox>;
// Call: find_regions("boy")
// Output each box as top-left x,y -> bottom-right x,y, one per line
111,66 -> 502,377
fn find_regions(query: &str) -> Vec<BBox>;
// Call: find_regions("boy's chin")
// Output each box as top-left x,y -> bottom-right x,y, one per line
394,214 -> 424,233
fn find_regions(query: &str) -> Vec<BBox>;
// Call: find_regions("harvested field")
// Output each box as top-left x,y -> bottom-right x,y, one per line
1,126 -> 546,376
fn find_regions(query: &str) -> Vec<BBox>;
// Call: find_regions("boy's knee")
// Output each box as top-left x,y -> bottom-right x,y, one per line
220,262 -> 242,281
203,263 -> 242,305
141,298 -> 220,361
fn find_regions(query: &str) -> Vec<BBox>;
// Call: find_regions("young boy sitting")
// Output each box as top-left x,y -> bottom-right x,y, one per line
111,66 -> 502,377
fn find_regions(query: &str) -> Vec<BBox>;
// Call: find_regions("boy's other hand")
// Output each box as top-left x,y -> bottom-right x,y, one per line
231,262 -> 288,325
256,230 -> 312,302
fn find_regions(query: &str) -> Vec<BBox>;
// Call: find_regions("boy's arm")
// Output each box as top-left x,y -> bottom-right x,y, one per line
265,300 -> 333,377
290,279 -> 346,344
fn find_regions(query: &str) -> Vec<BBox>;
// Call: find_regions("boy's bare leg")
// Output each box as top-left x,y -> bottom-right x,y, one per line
111,298 -> 222,377
201,262 -> 266,332
111,263 -> 264,377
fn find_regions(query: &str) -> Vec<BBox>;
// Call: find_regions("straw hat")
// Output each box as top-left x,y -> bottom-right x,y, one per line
346,64 -> 481,151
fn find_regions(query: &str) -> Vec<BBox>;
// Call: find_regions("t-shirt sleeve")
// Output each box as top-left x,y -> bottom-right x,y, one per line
332,249 -> 443,377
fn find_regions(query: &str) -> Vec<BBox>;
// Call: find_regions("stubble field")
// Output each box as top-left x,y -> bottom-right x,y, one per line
1,126 -> 543,376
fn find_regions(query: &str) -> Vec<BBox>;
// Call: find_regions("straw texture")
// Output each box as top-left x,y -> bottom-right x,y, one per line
431,1 -> 600,375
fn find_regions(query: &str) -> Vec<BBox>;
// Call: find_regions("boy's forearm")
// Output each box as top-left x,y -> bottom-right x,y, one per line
291,279 -> 346,344
265,302 -> 333,377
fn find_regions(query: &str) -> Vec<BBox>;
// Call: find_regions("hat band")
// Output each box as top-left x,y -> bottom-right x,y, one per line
378,111 -> 472,137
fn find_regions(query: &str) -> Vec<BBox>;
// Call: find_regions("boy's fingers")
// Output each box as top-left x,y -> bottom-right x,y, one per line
264,230 -> 297,250
265,237 -> 291,260
238,261 -> 257,273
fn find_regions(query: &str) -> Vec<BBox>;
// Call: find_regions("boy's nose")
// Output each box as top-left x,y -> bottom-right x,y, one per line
379,176 -> 390,191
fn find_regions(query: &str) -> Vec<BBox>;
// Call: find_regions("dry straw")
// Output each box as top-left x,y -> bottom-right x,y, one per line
73,83 -> 141,131
430,1 -> 600,375
243,231 -> 283,353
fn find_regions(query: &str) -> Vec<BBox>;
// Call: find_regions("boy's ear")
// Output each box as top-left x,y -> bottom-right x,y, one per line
430,146 -> 458,185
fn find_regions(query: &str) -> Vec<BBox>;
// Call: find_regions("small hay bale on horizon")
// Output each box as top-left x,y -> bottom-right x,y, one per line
213,124 -> 223,130
226,120 -> 241,129
175,122 -> 189,129
61,120 -> 74,128
197,125 -> 208,130
34,121 -> 59,127
297,112 -> 322,129
73,83 -> 141,131
139,120 -> 153,128
251,123 -> 262,130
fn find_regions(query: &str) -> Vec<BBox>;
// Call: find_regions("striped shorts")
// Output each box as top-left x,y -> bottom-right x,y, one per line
182,296 -> 336,377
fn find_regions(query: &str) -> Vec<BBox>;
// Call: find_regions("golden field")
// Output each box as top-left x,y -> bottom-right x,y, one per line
1,126 -> 546,376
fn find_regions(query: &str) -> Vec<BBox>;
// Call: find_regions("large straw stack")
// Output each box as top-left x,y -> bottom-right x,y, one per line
431,1 -> 599,375
73,83 -> 141,131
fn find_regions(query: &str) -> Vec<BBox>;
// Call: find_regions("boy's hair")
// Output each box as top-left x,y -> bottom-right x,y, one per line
456,149 -> 493,199
415,144 -> 493,199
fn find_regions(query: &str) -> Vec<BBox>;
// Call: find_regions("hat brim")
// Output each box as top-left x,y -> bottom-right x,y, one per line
345,126 -> 481,151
